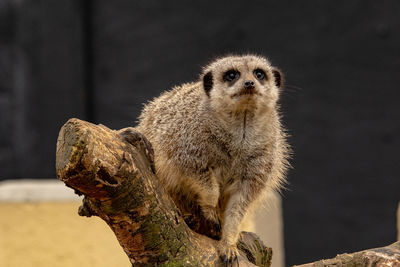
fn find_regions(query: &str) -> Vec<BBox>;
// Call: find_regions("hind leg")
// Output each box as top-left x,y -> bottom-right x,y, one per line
170,185 -> 221,239
148,153 -> 222,240
174,172 -> 221,240
193,171 -> 222,240
197,182 -> 221,239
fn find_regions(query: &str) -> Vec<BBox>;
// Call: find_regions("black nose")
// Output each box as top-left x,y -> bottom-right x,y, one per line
244,80 -> 255,88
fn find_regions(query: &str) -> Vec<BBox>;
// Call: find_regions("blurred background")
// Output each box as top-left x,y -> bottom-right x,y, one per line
1,0 -> 399,266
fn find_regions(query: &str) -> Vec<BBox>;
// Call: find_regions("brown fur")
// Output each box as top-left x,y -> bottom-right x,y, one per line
135,54 -> 290,261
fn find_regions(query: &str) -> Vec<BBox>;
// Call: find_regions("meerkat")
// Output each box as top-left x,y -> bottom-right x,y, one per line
122,54 -> 290,264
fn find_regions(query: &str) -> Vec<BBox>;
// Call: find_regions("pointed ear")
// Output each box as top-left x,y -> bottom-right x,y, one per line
272,68 -> 284,89
203,71 -> 213,96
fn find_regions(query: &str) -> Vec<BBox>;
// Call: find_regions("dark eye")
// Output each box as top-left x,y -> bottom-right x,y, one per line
253,69 -> 266,80
223,70 -> 240,82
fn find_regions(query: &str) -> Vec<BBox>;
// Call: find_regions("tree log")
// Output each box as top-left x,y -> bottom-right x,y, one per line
56,118 -> 272,267
294,242 -> 400,267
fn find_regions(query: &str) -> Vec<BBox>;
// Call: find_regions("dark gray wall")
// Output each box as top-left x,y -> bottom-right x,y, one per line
1,0 -> 399,265
0,0 -> 86,178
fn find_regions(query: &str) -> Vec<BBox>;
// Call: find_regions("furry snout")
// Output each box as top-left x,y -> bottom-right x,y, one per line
243,80 -> 255,89
232,86 -> 259,98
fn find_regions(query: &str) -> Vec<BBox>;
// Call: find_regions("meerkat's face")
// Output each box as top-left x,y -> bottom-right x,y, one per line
202,55 -> 283,113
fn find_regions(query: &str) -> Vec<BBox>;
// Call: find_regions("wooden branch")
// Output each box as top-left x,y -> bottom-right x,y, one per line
294,242 -> 400,267
56,118 -> 272,267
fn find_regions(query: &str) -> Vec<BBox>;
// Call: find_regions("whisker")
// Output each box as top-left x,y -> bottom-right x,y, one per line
284,84 -> 304,91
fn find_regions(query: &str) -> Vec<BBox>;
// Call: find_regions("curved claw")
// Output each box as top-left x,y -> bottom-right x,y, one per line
234,255 -> 239,267
219,245 -> 239,266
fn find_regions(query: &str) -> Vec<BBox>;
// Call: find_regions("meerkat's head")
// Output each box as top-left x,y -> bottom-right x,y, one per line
201,55 -> 283,114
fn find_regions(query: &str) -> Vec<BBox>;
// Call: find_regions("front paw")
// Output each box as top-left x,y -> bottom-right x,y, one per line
218,244 -> 239,267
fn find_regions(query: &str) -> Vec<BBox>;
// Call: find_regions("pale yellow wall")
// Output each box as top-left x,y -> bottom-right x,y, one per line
241,191 -> 285,267
0,202 -> 130,267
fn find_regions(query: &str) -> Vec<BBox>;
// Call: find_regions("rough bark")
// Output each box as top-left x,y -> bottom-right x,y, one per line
56,118 -> 272,267
294,242 -> 400,267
